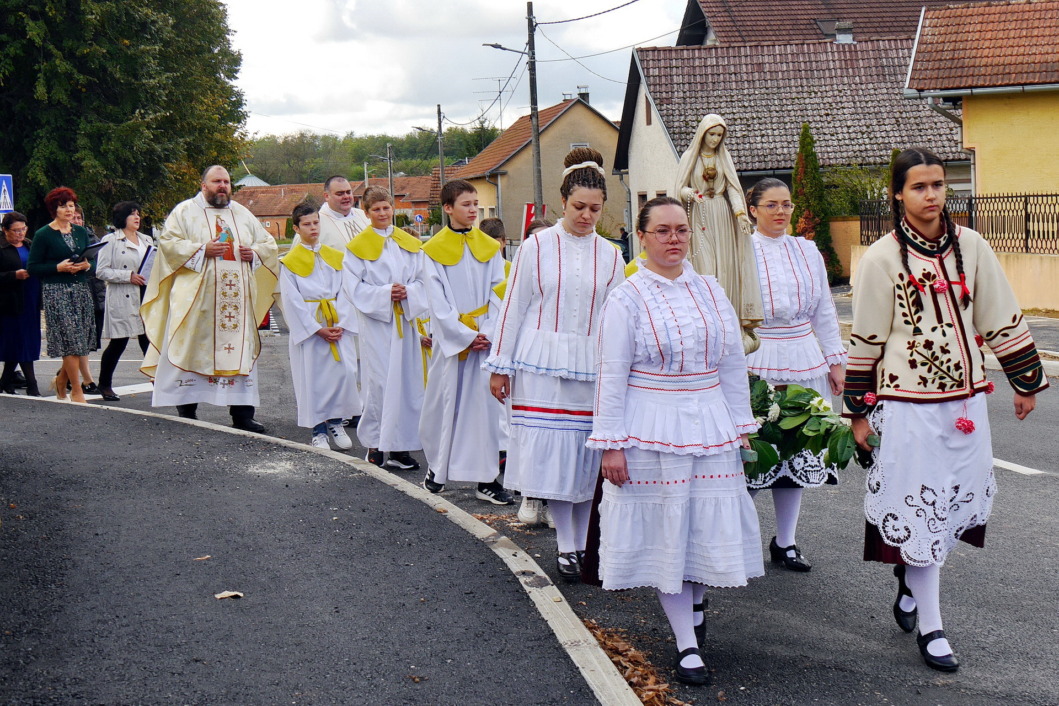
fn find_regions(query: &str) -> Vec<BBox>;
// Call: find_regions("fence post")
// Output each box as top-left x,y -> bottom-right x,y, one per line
1024,195 -> 1030,253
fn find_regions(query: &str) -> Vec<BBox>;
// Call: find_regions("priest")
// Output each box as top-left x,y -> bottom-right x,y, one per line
293,175 -> 369,251
141,165 -> 279,431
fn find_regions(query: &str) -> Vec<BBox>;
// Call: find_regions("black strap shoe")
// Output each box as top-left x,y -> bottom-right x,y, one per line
893,565 -> 918,633
556,552 -> 581,583
917,630 -> 959,672
673,647 -> 710,686
769,536 -> 811,572
81,382 -> 101,395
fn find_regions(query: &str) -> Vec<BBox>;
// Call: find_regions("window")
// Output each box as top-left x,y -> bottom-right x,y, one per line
264,220 -> 271,227
637,192 -> 648,210
488,207 -> 496,218
570,142 -> 590,150
655,191 -> 666,199
644,101 -> 652,126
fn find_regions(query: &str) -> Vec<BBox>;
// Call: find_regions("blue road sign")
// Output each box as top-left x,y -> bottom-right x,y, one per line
0,175 -> 13,213
414,214 -> 424,223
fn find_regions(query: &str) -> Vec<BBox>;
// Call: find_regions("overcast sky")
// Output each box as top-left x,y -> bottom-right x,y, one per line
221,0 -> 686,138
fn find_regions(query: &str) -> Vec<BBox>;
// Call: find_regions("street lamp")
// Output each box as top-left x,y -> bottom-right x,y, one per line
369,144 -> 394,200
484,2 -> 543,215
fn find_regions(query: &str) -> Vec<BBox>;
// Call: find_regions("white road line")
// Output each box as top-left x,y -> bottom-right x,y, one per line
994,458 -> 1047,476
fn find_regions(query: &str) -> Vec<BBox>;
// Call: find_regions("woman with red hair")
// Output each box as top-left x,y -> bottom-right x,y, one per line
27,186 -> 96,403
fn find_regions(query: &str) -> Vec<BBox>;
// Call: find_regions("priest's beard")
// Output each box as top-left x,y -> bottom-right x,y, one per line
206,191 -> 230,207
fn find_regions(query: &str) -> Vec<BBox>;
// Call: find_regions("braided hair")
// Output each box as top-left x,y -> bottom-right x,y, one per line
560,147 -> 607,201
890,148 -> 971,309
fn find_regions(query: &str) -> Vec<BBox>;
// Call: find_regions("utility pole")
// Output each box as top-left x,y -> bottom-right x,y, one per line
437,104 -> 445,188
363,161 -> 369,194
527,1 -> 543,215
386,142 -> 394,199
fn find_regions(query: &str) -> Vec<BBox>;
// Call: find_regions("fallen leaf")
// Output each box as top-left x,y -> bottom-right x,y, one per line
406,675 -> 426,683
8,503 -> 16,509
193,555 -> 212,561
435,507 -> 447,514
214,591 -> 243,600
583,619 -> 690,706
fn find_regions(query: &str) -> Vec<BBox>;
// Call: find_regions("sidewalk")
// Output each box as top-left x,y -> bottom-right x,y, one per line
0,399 -> 602,704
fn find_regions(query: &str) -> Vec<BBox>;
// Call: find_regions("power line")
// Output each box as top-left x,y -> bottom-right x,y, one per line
248,111 -> 343,135
537,0 -> 641,25
536,23 -> 689,63
536,26 -> 627,84
444,50 -> 525,127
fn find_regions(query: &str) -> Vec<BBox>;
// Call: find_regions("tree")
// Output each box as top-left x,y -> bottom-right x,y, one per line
0,0 -> 247,227
791,123 -> 840,282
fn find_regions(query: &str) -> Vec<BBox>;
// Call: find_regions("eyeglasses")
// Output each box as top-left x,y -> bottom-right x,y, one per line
6,226 -> 28,235
643,227 -> 691,243
756,202 -> 795,214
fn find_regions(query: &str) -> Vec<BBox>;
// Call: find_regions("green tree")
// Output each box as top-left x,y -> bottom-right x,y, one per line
791,123 -> 840,282
0,0 -> 246,226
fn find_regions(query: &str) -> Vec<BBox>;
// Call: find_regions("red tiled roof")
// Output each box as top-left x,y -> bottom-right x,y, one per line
907,0 -> 1059,91
683,0 -> 995,45
232,183 -> 323,217
629,39 -> 963,171
350,175 -> 433,201
456,100 -> 577,179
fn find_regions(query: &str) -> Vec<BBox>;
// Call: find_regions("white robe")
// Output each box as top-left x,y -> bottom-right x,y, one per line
279,247 -> 362,428
344,229 -> 429,451
419,246 -> 505,484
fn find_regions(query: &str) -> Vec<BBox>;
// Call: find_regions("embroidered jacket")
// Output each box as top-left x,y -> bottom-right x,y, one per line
842,222 -> 1048,417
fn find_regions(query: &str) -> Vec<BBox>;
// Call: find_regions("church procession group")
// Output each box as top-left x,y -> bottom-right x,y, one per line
16,113 -> 1048,686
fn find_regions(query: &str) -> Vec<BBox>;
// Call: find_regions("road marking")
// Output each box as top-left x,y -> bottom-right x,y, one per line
42,382 -> 154,401
994,458 -> 1047,476
1,395 -> 639,706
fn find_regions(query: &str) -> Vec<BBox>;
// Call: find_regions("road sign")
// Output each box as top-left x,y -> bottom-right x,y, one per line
0,175 -> 13,213
414,214 -> 424,223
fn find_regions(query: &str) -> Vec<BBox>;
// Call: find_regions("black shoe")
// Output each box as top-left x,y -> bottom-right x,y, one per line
693,599 -> 709,642
366,449 -> 384,467
176,406 -> 198,420
673,647 -> 710,686
384,451 -> 420,470
893,565 -> 918,633
99,387 -> 120,401
422,470 -> 445,493
232,418 -> 267,433
476,481 -> 514,505
0,383 -> 15,394
916,630 -> 959,672
556,552 -> 581,583
13,371 -> 27,388
81,382 -> 101,395
769,536 -> 812,572
343,416 -> 361,428
25,381 -> 40,397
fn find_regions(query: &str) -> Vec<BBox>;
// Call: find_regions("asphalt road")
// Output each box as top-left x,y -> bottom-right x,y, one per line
3,301 -> 1057,705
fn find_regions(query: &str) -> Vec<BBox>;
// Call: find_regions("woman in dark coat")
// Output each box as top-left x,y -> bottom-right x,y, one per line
0,211 -> 42,395
27,186 -> 96,403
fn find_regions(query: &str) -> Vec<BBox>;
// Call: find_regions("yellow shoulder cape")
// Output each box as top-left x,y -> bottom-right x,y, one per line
346,226 -> 423,261
624,251 -> 645,278
422,226 -> 502,266
280,243 -> 345,277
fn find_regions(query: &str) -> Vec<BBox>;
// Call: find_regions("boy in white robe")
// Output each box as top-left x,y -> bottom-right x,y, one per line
279,204 -> 361,449
418,181 -> 512,504
343,186 -> 428,469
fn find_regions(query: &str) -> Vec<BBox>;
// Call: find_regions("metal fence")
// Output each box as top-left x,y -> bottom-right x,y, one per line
859,194 -> 1059,254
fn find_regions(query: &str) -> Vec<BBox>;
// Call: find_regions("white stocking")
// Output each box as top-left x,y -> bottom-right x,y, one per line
549,499 -> 576,554
904,564 -> 952,656
772,488 -> 803,549
572,499 -> 592,551
656,583 -> 704,667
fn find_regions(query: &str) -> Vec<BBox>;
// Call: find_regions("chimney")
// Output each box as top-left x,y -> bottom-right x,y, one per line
577,85 -> 590,104
835,21 -> 854,43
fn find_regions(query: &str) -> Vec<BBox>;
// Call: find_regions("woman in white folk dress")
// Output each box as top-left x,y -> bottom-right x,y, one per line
486,148 -> 624,582
588,197 -> 763,687
743,178 -> 847,571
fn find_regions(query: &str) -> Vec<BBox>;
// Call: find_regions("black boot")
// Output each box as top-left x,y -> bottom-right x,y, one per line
230,405 -> 266,433
176,403 -> 199,419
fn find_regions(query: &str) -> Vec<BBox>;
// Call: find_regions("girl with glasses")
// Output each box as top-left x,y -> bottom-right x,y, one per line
743,178 -> 847,572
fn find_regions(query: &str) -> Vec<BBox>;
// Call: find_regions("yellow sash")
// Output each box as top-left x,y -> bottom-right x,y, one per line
305,298 -> 341,361
416,317 -> 431,387
346,226 -> 422,261
493,259 -> 512,300
422,226 -> 502,266
457,302 -> 490,361
393,301 -> 405,338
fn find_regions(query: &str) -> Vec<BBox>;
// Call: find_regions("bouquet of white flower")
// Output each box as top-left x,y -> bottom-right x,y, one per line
745,374 -> 856,480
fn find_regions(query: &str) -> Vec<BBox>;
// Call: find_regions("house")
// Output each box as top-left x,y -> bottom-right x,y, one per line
352,176 -> 432,233
444,96 -> 626,238
231,183 -> 324,239
614,38 -> 969,212
904,0 -> 1059,194
676,0 -> 993,46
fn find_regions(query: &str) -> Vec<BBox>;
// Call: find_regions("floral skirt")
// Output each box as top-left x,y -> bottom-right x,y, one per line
43,281 -> 96,357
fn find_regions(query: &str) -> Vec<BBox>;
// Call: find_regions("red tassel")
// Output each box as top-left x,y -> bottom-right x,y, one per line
958,274 -> 971,301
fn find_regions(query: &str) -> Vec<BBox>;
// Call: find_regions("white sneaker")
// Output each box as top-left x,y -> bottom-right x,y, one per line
311,433 -> 330,449
517,497 -> 542,525
541,503 -> 555,529
327,422 -> 353,450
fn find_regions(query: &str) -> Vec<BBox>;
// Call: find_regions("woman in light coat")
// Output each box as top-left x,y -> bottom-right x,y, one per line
95,201 -> 153,401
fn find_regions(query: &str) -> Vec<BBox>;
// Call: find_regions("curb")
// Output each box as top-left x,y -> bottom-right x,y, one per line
2,395 -> 639,706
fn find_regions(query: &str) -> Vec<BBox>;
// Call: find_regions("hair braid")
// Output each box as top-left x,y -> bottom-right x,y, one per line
560,147 -> 607,201
943,206 -> 972,308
